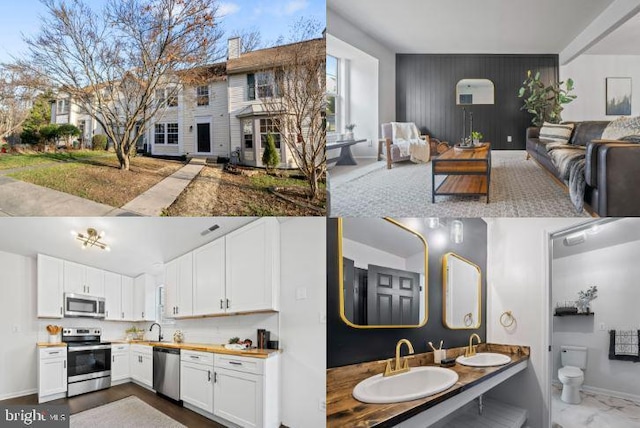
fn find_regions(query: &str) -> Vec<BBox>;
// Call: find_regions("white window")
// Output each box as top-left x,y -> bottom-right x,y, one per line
260,118 -> 281,149
155,89 -> 178,108
154,123 -> 179,145
326,55 -> 339,134
256,72 -> 275,98
243,119 -> 253,149
197,85 -> 209,106
155,89 -> 165,108
57,99 -> 70,115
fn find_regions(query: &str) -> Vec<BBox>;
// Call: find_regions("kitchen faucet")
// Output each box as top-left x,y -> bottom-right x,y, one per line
149,323 -> 163,342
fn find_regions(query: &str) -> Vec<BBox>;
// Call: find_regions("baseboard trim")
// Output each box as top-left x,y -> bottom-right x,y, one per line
0,389 -> 37,401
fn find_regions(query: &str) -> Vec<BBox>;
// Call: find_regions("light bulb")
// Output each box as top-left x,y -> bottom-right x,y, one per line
450,220 -> 464,244
427,218 -> 440,229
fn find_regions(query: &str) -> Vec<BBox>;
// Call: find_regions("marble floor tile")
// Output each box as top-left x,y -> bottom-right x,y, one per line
552,386 -> 640,428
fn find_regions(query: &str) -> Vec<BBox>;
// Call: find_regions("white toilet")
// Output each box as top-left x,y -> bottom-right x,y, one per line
558,345 -> 587,404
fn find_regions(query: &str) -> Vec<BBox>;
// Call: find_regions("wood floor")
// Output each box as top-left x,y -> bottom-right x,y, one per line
0,382 -> 225,427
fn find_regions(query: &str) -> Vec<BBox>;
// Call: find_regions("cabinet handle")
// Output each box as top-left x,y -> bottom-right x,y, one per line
64,360 -> 66,369
190,355 -> 199,359
50,351 -> 59,355
226,299 -> 230,309
214,372 -> 217,383
60,307 -> 62,315
208,370 -> 211,382
220,299 -> 223,309
112,356 -> 115,362
229,361 -> 242,366
142,312 -> 144,319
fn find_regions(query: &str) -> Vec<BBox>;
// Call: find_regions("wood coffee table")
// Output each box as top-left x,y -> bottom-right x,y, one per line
431,143 -> 491,203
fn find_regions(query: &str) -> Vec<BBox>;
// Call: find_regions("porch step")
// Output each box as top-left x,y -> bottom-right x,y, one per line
187,155 -> 217,165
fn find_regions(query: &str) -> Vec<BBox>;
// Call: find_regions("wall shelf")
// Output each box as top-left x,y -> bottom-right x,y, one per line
554,312 -> 594,317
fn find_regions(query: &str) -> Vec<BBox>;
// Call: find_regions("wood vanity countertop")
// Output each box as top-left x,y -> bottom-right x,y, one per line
36,342 -> 66,348
109,340 -> 281,359
327,343 -> 530,428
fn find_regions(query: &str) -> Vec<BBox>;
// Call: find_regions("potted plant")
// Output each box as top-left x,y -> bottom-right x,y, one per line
471,131 -> 483,145
576,286 -> 598,314
345,124 -> 356,140
518,70 -> 577,127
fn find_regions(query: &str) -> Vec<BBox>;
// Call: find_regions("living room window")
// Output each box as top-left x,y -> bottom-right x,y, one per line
326,55 -> 339,134
154,123 -> 179,145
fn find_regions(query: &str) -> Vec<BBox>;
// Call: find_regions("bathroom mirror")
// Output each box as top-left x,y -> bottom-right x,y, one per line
456,79 -> 495,105
443,252 -> 481,329
338,217 -> 428,328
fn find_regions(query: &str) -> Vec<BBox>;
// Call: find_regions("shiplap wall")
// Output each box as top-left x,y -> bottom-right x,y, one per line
396,54 -> 559,150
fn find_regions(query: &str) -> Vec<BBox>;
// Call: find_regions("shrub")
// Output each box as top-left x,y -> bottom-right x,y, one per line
39,124 -> 61,145
262,133 -> 280,173
20,128 -> 40,145
92,134 -> 107,151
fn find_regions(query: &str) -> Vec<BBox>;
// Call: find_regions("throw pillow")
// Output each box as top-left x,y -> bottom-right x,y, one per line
539,122 -> 575,143
602,116 -> 640,140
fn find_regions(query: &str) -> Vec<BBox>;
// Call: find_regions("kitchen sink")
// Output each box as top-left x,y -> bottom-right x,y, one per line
455,353 -> 511,367
352,366 -> 459,404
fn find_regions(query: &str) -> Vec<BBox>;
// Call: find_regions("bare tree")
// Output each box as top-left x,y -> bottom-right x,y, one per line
231,27 -> 262,53
260,19 -> 326,199
0,67 -> 38,141
14,0 -> 224,170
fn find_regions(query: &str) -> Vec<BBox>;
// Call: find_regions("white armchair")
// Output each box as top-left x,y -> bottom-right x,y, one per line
379,122 -> 431,169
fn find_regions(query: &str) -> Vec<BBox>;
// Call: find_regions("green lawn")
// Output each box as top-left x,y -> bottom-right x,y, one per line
249,173 -> 326,190
0,150 -> 111,170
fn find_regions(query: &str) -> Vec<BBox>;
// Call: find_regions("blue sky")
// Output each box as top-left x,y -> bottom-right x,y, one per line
0,0 -> 326,63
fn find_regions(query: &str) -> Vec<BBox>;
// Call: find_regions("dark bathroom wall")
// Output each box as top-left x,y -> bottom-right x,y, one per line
327,218 -> 488,368
396,54 -> 559,150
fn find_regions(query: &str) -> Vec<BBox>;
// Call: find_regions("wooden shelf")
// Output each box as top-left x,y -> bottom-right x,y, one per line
438,175 -> 488,195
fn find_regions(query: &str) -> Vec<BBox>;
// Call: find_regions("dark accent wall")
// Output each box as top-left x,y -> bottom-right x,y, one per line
396,54 -> 559,150
327,218 -> 488,368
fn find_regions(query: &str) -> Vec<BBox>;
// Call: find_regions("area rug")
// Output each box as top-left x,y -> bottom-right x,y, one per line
329,151 -> 589,217
70,396 -> 186,428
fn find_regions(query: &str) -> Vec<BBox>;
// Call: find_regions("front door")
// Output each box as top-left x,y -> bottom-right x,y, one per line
197,123 -> 211,153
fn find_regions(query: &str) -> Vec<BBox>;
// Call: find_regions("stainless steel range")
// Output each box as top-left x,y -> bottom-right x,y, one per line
62,327 -> 111,397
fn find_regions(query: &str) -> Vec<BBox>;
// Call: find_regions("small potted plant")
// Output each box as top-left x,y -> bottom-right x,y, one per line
345,124 -> 356,140
471,131 -> 484,145
576,286 -> 598,314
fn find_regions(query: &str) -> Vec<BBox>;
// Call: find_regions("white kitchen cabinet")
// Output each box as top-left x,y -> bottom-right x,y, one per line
164,259 -> 178,318
181,351 -> 214,413
164,253 -> 193,318
37,254 -> 64,318
103,271 -> 122,321
130,345 -> 153,389
213,354 -> 280,428
121,276 -> 134,321
38,347 -> 67,403
193,237 -> 226,316
225,218 -> 280,313
134,274 -> 157,321
111,344 -> 130,383
63,261 -> 104,296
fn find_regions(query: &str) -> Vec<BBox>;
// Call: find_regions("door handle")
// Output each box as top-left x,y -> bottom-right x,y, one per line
208,370 -> 211,382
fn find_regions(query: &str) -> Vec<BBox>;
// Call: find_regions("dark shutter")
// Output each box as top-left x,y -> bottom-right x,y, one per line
247,73 -> 255,100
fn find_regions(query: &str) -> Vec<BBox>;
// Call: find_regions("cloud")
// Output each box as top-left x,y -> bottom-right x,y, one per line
284,0 -> 308,15
219,2 -> 240,16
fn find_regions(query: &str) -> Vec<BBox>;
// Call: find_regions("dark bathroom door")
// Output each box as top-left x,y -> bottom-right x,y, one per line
367,264 -> 420,325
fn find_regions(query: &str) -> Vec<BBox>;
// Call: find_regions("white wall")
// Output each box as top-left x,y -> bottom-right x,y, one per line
327,6 -> 396,144
278,218 -> 326,428
343,238 -> 406,271
0,251 -> 39,400
485,218 -> 584,428
327,34 -> 380,158
552,240 -> 640,399
560,54 -> 640,120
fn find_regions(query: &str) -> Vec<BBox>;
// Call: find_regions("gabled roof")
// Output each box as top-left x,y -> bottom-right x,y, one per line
227,38 -> 325,74
177,62 -> 227,85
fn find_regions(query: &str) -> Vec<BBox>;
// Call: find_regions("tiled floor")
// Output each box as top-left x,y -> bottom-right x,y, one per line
552,385 -> 640,428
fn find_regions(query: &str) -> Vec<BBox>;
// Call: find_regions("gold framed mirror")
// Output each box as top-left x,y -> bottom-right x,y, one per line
338,217 -> 429,329
442,252 -> 481,329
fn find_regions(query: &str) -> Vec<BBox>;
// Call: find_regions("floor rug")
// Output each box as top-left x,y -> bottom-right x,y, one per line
70,396 -> 186,428
329,150 -> 589,217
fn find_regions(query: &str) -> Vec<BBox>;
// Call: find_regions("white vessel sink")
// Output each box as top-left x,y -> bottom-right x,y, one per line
352,366 -> 459,404
456,352 -> 511,367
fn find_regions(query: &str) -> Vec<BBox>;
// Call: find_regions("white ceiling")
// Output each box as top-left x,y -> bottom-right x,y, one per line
585,11 -> 640,54
0,217 -> 258,277
343,218 -> 424,259
552,218 -> 640,259
328,0 -> 615,54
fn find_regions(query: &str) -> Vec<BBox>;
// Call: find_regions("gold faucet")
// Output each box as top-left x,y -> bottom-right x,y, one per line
383,339 -> 415,377
466,334 -> 482,357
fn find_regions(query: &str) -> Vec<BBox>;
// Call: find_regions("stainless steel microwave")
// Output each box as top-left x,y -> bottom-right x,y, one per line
64,293 -> 106,318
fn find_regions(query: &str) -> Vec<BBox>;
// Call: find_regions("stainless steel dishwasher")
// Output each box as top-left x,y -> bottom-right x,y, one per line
153,346 -> 181,401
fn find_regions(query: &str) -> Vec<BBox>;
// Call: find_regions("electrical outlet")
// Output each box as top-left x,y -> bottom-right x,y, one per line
507,136 -> 512,143
318,399 -> 326,412
295,287 -> 308,300
599,322 -> 606,331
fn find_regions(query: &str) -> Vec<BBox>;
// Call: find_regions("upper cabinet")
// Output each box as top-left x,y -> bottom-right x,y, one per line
103,271 -> 122,321
165,218 -> 280,319
121,276 -> 135,321
37,254 -> 64,318
63,261 -> 105,297
134,273 -> 157,321
225,218 -> 280,313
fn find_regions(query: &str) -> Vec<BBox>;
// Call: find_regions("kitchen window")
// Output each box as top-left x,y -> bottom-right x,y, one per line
197,85 -> 210,106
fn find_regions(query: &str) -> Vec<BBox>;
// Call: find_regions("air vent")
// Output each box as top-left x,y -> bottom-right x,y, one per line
200,224 -> 220,236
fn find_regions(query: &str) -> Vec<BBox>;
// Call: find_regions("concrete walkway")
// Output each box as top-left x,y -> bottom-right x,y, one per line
121,159 -> 205,216
0,176 -> 134,217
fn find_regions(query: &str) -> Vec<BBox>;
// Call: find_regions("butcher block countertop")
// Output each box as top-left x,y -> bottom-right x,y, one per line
327,343 -> 530,428
109,340 -> 281,359
36,342 -> 66,348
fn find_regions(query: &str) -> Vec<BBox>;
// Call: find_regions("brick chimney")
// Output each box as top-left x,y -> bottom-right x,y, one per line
228,37 -> 241,60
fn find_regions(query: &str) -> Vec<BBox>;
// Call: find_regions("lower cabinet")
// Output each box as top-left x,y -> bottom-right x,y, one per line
111,344 -> 130,383
130,345 -> 153,388
180,350 -> 214,413
38,347 -> 67,403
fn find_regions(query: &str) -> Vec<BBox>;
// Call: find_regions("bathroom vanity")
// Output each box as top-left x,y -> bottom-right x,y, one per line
326,343 -> 529,427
